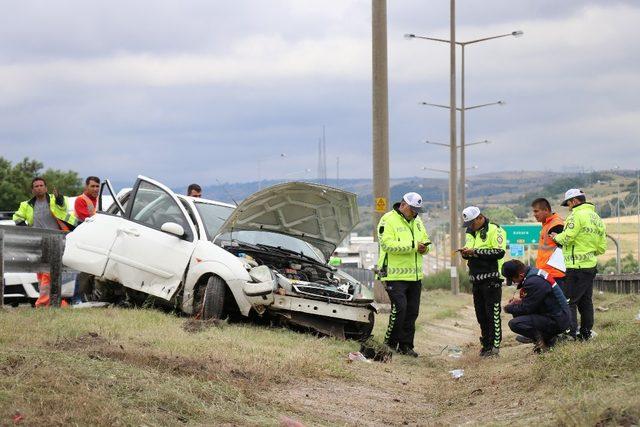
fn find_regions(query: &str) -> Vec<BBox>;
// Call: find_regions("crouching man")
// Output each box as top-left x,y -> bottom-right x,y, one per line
501,260 -> 571,353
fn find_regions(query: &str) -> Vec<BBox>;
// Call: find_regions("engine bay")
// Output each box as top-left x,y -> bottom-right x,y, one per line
221,241 -> 360,302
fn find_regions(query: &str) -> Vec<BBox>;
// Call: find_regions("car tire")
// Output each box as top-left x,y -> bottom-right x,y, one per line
344,311 -> 375,341
201,275 -> 226,320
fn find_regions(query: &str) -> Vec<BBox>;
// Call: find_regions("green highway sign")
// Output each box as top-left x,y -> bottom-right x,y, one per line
502,224 -> 542,245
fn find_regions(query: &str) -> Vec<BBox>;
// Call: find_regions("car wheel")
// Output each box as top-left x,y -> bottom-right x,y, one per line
201,275 -> 226,320
344,311 -> 375,341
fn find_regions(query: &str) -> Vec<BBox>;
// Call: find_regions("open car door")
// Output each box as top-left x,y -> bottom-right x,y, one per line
102,176 -> 198,301
62,179 -> 128,276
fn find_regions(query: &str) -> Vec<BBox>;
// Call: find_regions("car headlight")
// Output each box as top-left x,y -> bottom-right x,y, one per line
249,265 -> 273,283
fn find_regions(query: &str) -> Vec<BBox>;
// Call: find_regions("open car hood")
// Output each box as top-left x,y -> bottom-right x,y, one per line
217,182 -> 359,259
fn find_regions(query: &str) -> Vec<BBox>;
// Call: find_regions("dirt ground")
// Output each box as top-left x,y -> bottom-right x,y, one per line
271,294 -> 539,426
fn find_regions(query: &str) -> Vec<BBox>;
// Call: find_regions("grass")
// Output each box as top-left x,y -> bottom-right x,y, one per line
1,290 -> 639,425
533,293 -> 640,425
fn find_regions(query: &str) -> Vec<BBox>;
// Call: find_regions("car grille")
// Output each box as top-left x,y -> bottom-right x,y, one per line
292,284 -> 353,301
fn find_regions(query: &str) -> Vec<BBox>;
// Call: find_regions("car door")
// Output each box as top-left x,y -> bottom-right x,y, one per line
102,176 -> 197,301
62,180 -> 127,276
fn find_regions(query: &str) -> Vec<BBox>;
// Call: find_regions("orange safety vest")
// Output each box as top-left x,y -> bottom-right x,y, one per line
78,193 -> 96,218
536,213 -> 565,279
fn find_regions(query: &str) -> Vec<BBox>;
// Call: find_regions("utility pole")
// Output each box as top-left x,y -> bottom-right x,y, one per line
372,0 -> 390,235
371,0 -> 390,304
637,170 -> 639,271
449,0 -> 460,295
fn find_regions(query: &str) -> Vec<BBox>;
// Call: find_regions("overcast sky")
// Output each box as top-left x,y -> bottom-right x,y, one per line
0,1 -> 638,187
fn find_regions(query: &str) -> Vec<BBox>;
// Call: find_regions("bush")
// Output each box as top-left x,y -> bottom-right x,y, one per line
422,268 -> 471,293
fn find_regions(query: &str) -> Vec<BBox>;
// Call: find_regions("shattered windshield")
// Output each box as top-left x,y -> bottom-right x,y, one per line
194,202 -> 234,240
216,230 -> 325,263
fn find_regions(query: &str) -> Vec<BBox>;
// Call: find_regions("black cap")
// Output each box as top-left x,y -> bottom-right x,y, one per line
501,259 -> 525,286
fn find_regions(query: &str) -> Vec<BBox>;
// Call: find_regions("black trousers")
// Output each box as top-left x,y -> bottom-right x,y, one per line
508,314 -> 567,342
565,267 -> 597,337
555,276 -> 567,296
384,280 -> 422,350
472,281 -> 502,349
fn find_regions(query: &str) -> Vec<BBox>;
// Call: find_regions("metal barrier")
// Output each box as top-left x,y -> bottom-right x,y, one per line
0,225 -> 65,307
594,273 -> 640,294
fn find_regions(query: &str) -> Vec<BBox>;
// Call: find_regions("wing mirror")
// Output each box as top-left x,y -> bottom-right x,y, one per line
160,222 -> 185,238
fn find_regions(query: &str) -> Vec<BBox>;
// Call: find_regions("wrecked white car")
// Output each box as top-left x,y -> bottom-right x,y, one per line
63,176 -> 375,339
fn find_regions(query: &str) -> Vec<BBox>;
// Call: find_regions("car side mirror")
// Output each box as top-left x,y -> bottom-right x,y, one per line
160,222 -> 185,238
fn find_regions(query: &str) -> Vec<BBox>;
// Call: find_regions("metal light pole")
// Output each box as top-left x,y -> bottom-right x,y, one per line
406,30 -> 522,211
448,0 -> 459,294
637,170 -> 639,271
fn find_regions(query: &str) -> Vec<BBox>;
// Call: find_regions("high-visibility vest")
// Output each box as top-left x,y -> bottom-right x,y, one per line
13,194 -> 78,232
376,207 -> 430,281
536,213 -> 565,279
77,193 -> 97,218
553,203 -> 606,269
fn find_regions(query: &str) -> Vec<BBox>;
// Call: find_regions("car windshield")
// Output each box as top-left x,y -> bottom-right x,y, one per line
194,202 -> 235,240
216,230 -> 325,263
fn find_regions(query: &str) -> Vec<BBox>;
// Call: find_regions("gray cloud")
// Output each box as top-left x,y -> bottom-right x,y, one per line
0,1 -> 638,188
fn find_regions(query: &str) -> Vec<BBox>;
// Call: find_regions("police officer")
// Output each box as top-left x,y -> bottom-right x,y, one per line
376,192 -> 430,357
551,189 -> 606,341
502,260 -> 571,353
460,206 -> 506,357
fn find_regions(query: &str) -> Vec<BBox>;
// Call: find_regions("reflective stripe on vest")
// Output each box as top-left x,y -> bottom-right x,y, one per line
79,193 -> 96,216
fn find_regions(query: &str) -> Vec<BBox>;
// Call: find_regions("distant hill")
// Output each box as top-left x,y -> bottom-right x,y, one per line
178,171 -> 567,207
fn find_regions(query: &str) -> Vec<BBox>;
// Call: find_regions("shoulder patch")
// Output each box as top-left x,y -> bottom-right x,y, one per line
378,225 -> 385,234
497,235 -> 504,245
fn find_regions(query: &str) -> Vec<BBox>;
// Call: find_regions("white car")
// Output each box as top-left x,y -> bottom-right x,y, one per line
63,176 -> 375,339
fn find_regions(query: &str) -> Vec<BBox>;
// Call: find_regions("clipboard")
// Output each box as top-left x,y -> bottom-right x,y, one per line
547,247 -> 566,272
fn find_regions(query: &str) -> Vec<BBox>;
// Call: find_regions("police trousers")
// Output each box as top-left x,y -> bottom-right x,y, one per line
472,280 -> 502,349
384,280 -> 422,350
565,267 -> 597,338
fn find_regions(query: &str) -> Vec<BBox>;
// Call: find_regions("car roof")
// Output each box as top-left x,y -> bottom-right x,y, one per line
178,194 -> 236,209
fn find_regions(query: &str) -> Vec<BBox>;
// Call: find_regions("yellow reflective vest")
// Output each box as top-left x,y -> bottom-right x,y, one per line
553,203 -> 606,269
376,205 -> 430,281
13,194 -> 78,231
463,220 -> 507,283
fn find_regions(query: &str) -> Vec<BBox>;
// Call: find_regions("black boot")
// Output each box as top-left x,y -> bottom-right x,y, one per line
533,332 -> 549,354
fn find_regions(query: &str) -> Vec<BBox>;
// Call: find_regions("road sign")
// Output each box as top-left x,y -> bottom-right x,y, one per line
375,197 -> 387,213
502,224 -> 541,245
510,243 -> 525,257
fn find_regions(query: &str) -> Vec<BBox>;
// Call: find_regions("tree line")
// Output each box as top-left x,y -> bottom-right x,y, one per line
0,157 -> 83,211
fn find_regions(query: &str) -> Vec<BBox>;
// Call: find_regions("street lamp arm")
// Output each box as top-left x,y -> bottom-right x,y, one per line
419,101 -> 451,110
421,100 -> 504,111
464,100 -> 505,110
422,166 -> 450,174
464,140 -> 491,147
463,31 -> 524,45
406,30 -> 523,46
404,33 -> 454,45
424,140 -> 450,147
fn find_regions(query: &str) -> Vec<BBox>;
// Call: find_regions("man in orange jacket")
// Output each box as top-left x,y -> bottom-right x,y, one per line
74,176 -> 100,221
531,198 -> 566,292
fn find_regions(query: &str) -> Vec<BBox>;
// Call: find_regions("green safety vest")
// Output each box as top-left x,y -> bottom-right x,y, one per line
376,207 -> 430,281
553,203 -> 606,269
13,194 -> 78,230
328,256 -> 342,267
463,220 -> 507,282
